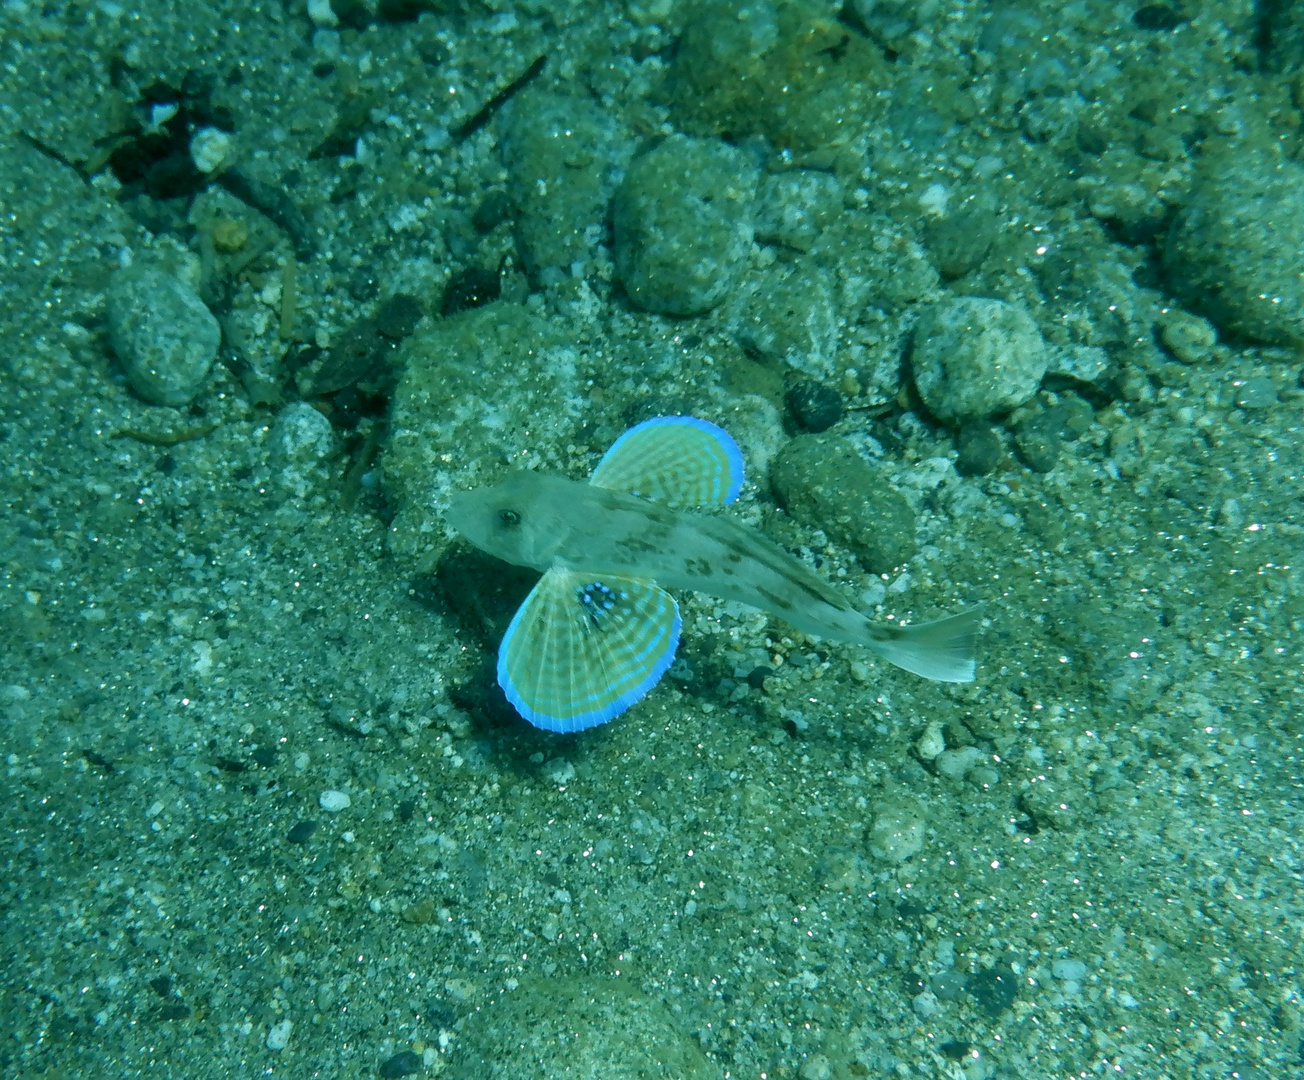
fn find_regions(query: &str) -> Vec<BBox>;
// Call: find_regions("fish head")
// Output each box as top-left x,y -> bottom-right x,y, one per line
444,471 -> 567,569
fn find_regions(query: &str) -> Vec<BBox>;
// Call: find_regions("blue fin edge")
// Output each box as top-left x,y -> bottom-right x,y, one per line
496,597 -> 683,734
596,415 -> 746,504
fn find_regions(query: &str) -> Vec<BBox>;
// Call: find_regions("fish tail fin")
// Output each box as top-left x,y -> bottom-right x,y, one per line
866,606 -> 982,683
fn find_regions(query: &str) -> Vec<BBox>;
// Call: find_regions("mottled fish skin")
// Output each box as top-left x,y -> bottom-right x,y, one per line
446,471 -> 896,647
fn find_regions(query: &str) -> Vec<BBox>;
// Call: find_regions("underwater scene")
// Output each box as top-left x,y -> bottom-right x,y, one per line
2,0 -> 1302,1076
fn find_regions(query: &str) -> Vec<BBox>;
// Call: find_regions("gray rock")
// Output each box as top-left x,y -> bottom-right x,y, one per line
754,169 -> 842,252
770,433 -> 916,573
1045,343 -> 1110,385
1165,144 -> 1304,346
810,212 -> 940,314
445,978 -> 718,1080
500,92 -> 632,286
1157,309 -> 1217,363
735,263 -> 839,379
613,135 -> 757,315
922,197 -> 998,280
108,264 -> 220,407
912,297 -> 1047,424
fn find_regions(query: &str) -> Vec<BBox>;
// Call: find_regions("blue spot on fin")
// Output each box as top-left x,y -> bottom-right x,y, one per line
589,415 -> 745,506
497,568 -> 681,733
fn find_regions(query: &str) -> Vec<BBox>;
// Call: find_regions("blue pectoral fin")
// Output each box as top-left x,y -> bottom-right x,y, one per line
589,415 -> 745,507
497,569 -> 681,733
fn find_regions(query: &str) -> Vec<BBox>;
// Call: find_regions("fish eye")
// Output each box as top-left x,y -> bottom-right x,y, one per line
498,508 -> 521,528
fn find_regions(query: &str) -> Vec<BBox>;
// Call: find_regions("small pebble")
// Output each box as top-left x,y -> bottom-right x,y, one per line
798,1054 -> 833,1080
785,380 -> 843,433
867,801 -> 927,862
307,0 -> 338,26
915,720 -> 946,761
1051,958 -> 1088,982
266,1018 -> 293,1051
1158,309 -> 1217,363
936,745 -> 984,780
190,127 -> 232,174
273,402 -> 336,465
319,789 -> 351,812
107,264 -> 220,407
378,1049 -> 423,1078
912,990 -> 941,1019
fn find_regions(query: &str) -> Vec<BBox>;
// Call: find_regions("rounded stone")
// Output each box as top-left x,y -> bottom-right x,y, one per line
736,265 -> 839,379
1165,145 -> 1304,346
1157,308 -> 1217,363
955,424 -> 1003,476
108,264 -> 220,407
445,978 -> 719,1079
318,789 -> 351,812
500,92 -> 632,285
612,135 -> 757,316
867,800 -> 927,862
190,126 -> 232,174
785,379 -> 842,432
1051,958 -> 1088,982
915,720 -> 946,762
272,401 -> 336,464
912,297 -> 1048,424
770,433 -> 916,572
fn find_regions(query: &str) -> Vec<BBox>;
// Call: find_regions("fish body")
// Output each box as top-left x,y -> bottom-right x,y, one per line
445,416 -> 978,732
450,472 -> 870,643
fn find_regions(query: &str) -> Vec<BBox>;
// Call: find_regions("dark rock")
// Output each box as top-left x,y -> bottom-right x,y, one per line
1014,411 -> 1062,472
969,963 -> 1018,1017
923,199 -> 997,280
1133,4 -> 1184,31
472,189 -> 515,233
287,820 -> 319,844
378,1050 -> 423,1077
955,425 -> 1003,476
785,380 -> 842,432
440,267 -> 500,317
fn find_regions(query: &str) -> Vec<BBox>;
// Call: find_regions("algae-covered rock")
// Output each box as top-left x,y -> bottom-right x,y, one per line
500,91 -> 633,286
809,213 -> 941,315
735,262 -> 839,379
1165,143 -> 1304,346
666,0 -> 884,152
383,303 -> 582,567
754,169 -> 843,252
912,297 -> 1047,425
446,978 -> 719,1080
613,135 -> 757,315
770,433 -> 916,572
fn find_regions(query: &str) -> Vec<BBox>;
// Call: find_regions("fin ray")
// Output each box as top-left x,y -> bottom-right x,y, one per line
590,415 -> 745,506
866,606 -> 982,683
498,569 -> 681,732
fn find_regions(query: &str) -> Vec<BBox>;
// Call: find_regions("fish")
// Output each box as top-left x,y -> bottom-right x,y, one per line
445,416 -> 979,733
